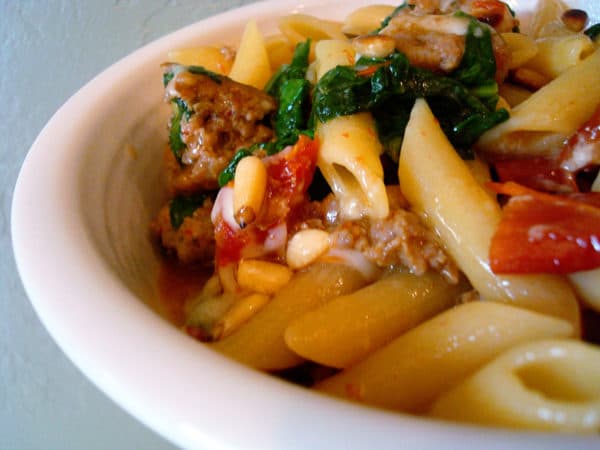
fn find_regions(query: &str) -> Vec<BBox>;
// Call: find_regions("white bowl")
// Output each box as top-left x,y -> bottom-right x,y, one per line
12,0 -> 600,448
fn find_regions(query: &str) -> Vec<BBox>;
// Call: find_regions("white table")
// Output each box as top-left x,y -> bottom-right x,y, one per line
1,1 -> 255,448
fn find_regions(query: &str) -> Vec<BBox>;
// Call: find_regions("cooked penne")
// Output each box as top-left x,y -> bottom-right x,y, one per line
477,48 -> 600,157
264,34 -> 295,70
501,32 -> 539,69
341,4 -> 396,36
278,13 -> 346,60
316,302 -> 574,413
527,0 -> 569,38
315,40 -> 389,220
285,271 -> 469,368
399,99 -> 581,330
524,34 -> 594,79
228,20 -> 272,89
166,46 -> 233,74
211,263 -> 366,370
429,339 -> 600,432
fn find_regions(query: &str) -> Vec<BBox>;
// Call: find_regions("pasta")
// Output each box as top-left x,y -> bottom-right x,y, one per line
151,0 -> 600,434
284,271 -> 470,368
429,339 -> 600,432
399,99 -> 581,330
228,20 -> 272,89
316,302 -> 573,413
314,40 -> 389,220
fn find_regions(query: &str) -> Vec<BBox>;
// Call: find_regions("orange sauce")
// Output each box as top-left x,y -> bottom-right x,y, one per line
157,258 -> 212,326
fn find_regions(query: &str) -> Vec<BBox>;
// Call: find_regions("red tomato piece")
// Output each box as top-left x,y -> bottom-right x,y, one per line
489,182 -> 600,274
559,104 -> 600,173
214,135 -> 318,267
493,157 -> 578,193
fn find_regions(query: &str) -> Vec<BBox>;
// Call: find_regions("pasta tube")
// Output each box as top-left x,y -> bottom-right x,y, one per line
524,34 -> 594,79
477,49 -> 600,156
211,263 -> 366,370
315,40 -> 389,220
429,339 -> 600,432
284,271 -> 469,368
398,99 -> 581,330
341,5 -> 396,36
316,302 -> 574,413
228,20 -> 272,89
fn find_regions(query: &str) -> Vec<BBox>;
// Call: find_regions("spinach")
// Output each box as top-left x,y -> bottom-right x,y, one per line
169,193 -> 206,229
218,148 -> 253,187
453,14 -> 499,110
585,23 -> 600,41
312,52 -> 508,160
265,40 -> 311,97
169,97 -> 191,164
163,70 -> 175,87
217,41 -> 314,188
186,65 -> 223,84
274,78 -> 312,142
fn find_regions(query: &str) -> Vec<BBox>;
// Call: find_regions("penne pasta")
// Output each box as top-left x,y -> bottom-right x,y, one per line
429,339 -> 600,432
399,99 -> 581,330
316,302 -> 574,413
500,32 -> 539,69
477,49 -> 600,157
341,4 -> 396,36
524,34 -> 594,79
211,263 -> 366,370
284,271 -> 469,368
314,40 -> 389,220
228,20 -> 272,89
166,46 -> 233,74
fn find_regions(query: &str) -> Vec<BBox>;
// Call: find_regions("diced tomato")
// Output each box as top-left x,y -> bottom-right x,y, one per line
493,157 -> 578,193
260,134 -> 319,229
559,104 -> 600,173
470,0 -> 517,32
214,135 -> 319,267
488,182 -> 600,274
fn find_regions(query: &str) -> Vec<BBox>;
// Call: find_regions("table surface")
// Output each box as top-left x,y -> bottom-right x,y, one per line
1,1 -> 255,448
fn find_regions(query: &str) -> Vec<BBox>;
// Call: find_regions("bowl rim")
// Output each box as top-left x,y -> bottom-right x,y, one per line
11,0 -> 600,448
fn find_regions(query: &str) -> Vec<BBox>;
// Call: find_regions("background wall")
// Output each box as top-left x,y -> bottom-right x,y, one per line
1,1 -> 254,448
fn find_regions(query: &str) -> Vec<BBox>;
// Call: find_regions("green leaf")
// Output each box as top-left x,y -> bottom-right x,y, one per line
265,40 -> 311,97
312,52 -> 508,160
274,78 -> 311,139
585,23 -> 600,41
169,97 -> 191,164
452,15 -> 499,110
218,149 -> 253,187
169,193 -> 206,229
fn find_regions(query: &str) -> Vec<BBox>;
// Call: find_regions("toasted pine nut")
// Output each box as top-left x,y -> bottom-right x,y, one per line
212,293 -> 271,340
237,259 -> 293,294
286,229 -> 331,269
233,156 -> 267,228
562,9 -> 588,32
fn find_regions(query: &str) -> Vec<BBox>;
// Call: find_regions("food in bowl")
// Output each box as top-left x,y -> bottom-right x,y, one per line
150,0 -> 600,432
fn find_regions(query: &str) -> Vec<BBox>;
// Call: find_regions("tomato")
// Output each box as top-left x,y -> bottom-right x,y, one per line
488,182 -> 600,274
493,157 -> 578,193
470,0 -> 517,32
559,104 -> 600,173
214,135 -> 318,267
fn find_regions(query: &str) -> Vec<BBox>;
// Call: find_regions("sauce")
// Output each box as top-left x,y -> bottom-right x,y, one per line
157,258 -> 211,326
